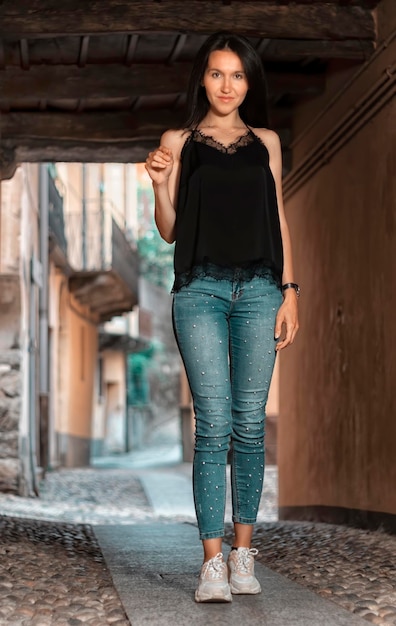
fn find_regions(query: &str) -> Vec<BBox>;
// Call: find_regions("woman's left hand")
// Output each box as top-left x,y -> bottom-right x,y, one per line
274,291 -> 299,351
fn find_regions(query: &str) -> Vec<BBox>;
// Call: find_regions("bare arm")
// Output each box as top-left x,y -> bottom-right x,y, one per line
145,129 -> 185,243
255,128 -> 299,350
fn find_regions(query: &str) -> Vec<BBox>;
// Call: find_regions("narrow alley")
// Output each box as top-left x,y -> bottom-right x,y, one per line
0,447 -> 395,625
1,1 -> 396,625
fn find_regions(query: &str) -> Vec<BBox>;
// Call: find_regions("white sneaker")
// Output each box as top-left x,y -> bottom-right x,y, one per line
227,547 -> 261,595
195,553 -> 232,603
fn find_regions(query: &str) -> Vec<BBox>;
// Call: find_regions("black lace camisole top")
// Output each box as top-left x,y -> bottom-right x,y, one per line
172,127 -> 283,292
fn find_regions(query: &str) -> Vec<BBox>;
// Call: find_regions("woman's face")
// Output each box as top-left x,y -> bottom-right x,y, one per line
202,49 -> 249,116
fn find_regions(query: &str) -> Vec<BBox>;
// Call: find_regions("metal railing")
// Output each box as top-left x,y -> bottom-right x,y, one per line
46,167 -> 138,286
48,172 -> 68,257
65,207 -> 113,272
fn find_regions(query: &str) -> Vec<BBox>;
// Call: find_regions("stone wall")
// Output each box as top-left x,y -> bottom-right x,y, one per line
0,350 -> 22,492
0,165 -> 38,494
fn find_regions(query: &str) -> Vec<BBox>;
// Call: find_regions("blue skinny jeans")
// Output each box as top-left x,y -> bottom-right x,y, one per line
172,273 -> 282,540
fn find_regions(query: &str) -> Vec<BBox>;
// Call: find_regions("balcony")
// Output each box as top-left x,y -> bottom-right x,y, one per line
47,170 -> 139,322
99,313 -> 148,353
67,211 -> 139,321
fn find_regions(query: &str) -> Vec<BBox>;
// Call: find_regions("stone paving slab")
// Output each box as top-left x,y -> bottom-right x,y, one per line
138,469 -> 196,517
137,463 -> 278,523
94,523 -> 368,626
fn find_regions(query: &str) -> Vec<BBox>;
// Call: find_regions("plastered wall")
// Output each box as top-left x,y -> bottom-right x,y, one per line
65,297 -> 98,440
278,4 -> 396,523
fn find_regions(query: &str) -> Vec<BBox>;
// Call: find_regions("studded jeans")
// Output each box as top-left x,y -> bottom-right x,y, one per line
172,273 -> 282,540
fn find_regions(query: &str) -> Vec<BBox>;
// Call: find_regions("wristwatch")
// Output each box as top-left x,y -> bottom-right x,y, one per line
282,282 -> 300,297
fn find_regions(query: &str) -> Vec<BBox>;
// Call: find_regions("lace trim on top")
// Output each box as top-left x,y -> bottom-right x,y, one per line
193,128 -> 253,154
172,261 -> 282,293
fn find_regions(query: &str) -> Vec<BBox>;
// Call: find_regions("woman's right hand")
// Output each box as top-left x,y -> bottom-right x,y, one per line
145,145 -> 174,185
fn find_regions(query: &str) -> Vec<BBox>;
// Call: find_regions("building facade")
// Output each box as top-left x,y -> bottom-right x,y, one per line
0,162 -> 143,494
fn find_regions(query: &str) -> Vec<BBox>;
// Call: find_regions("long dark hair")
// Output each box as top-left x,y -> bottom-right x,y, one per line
184,32 -> 269,129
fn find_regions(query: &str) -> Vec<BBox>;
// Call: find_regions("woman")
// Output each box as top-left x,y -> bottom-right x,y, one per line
145,32 -> 299,603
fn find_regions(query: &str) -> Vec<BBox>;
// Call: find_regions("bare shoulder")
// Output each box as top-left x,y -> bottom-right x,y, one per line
160,128 -> 190,160
251,127 -> 281,154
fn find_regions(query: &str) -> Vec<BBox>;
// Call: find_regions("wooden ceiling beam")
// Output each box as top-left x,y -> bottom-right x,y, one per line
1,111 -> 182,142
0,64 -> 325,100
78,35 -> 90,68
2,137 -> 162,164
0,1 -> 376,41
0,37 -> 375,65
0,38 -> 5,69
0,64 -> 190,99
5,137 -> 292,166
263,38 -> 375,61
167,34 -> 188,64
1,109 -> 292,163
125,34 -> 139,66
1,110 -> 292,144
19,38 -> 30,69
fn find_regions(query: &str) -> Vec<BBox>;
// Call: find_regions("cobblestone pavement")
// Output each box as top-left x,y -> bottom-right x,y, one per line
0,517 -> 129,626
225,521 -> 396,626
2,468 -> 157,525
0,461 -> 395,625
0,463 -> 278,525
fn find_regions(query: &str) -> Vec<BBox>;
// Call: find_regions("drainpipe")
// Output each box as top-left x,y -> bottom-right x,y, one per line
99,165 -> 105,267
39,163 -> 49,475
82,164 -> 87,269
125,352 -> 130,452
28,267 -> 39,495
